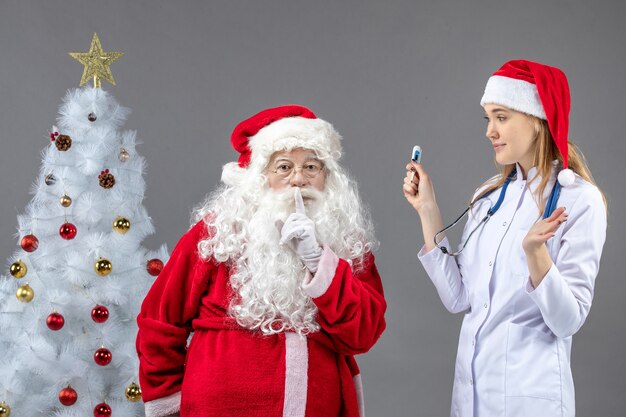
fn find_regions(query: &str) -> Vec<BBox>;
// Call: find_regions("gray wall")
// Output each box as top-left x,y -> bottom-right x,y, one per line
1,1 -> 624,416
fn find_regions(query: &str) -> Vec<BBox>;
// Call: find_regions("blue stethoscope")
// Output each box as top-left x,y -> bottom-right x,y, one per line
435,168 -> 562,256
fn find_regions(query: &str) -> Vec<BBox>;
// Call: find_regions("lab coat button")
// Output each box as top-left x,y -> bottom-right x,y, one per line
483,303 -> 488,309
502,221 -> 507,226
488,260 -> 493,266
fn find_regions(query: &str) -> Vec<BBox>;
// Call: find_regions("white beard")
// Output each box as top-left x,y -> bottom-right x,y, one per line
228,188 -> 324,335
195,163 -> 378,335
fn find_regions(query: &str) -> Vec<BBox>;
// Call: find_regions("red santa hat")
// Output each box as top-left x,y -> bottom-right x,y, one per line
222,105 -> 342,185
480,59 -> 575,187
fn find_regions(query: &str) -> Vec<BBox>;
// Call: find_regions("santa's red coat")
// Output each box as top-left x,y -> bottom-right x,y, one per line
136,221 -> 386,417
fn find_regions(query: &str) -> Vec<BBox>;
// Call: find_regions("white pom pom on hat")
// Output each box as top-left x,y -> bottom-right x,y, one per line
481,60 -> 575,187
557,168 -> 576,187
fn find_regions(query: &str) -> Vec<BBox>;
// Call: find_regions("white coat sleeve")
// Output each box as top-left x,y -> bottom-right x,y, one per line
526,186 -> 607,338
418,237 -> 470,314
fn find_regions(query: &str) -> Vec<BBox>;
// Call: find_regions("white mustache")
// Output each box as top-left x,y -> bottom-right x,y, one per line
270,187 -> 323,204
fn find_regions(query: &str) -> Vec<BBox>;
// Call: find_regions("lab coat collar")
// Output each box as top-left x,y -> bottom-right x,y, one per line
517,160 -> 559,197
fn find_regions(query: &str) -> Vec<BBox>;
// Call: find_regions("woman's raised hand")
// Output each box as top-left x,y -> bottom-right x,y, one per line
522,207 -> 568,253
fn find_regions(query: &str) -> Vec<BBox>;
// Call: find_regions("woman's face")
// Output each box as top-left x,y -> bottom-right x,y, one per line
483,104 -> 537,176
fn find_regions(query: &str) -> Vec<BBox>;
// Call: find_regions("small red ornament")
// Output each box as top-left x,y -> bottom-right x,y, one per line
146,258 -> 164,276
58,385 -> 78,406
94,347 -> 112,366
46,312 -> 65,331
93,402 -> 112,417
50,132 -> 59,141
91,305 -> 109,323
20,234 -> 39,252
59,223 -> 77,240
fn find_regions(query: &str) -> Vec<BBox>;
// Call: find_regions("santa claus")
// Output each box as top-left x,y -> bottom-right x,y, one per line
136,105 -> 387,417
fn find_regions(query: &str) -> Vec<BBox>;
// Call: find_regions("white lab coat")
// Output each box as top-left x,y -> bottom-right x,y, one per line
418,164 -> 606,417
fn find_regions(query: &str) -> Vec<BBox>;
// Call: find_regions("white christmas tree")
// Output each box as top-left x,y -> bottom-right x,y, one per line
0,34 -> 168,417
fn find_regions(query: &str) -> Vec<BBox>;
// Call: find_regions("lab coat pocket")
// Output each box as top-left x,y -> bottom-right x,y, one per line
505,323 -> 561,407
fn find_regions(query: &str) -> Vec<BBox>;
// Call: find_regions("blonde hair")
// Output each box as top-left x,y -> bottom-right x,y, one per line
473,117 -> 607,216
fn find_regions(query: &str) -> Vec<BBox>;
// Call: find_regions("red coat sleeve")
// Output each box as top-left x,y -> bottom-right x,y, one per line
303,245 -> 387,355
136,220 -> 215,402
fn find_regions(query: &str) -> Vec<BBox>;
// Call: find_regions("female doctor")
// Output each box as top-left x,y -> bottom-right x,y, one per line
403,60 -> 607,417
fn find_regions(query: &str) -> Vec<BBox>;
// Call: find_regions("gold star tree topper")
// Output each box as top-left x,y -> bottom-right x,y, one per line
69,33 -> 124,88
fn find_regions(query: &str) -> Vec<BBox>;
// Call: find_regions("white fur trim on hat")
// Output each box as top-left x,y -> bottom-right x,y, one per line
480,75 -> 546,119
247,116 -> 342,170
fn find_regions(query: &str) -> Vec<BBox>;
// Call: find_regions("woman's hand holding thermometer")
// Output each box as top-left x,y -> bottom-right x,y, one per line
403,146 -> 444,251
404,145 -> 436,210
410,145 -> 422,183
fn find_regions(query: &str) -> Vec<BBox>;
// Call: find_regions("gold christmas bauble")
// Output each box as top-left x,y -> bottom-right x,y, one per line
60,194 -> 72,207
16,284 -> 34,303
112,216 -> 131,234
95,258 -> 112,276
10,260 -> 27,279
0,402 -> 11,417
125,382 -> 142,402
119,148 -> 130,162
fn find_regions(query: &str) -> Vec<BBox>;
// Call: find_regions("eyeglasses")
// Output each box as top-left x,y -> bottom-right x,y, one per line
270,161 -> 325,179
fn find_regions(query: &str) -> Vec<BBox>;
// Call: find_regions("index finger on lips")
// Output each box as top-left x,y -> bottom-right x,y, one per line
294,187 -> 306,215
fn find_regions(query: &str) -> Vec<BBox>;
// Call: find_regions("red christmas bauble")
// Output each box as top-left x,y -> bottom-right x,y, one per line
59,223 -> 77,240
20,234 -> 39,252
146,258 -> 164,276
93,402 -> 112,417
91,305 -> 109,323
94,347 -> 112,366
58,386 -> 78,406
46,312 -> 65,331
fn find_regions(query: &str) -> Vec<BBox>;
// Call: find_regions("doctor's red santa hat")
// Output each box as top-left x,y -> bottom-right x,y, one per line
480,59 -> 576,187
221,105 -> 343,186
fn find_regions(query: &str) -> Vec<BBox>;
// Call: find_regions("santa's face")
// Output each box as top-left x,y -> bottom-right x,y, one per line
266,148 -> 326,193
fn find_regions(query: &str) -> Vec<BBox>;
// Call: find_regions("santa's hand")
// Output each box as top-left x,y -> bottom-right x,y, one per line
279,188 -> 323,272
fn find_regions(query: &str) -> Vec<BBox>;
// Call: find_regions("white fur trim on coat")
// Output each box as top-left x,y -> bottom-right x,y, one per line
302,245 -> 339,298
283,332 -> 309,417
354,373 -> 365,417
144,390 -> 181,417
